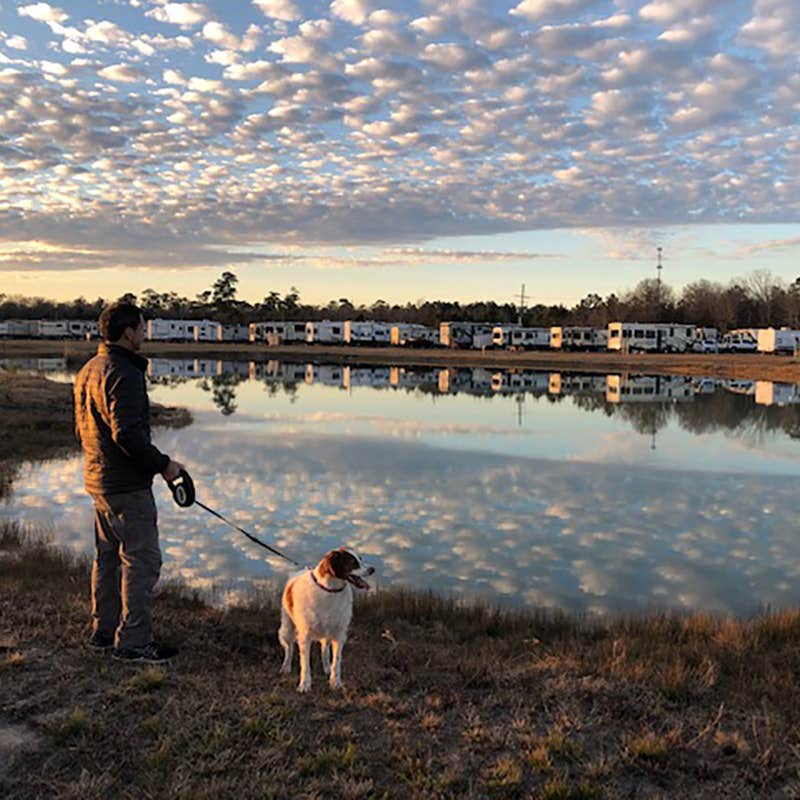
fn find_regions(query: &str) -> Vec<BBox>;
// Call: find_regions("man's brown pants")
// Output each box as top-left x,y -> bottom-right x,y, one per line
90,488 -> 162,649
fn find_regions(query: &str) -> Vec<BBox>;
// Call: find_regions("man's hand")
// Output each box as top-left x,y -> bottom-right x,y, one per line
161,460 -> 186,482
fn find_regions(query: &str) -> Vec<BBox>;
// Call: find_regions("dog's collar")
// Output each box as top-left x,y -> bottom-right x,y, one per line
310,569 -> 346,593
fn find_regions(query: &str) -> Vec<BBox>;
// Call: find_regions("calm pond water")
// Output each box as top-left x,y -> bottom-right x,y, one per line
3,356 -> 800,614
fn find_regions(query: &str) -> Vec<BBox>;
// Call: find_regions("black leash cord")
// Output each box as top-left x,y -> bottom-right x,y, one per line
168,469 -> 304,568
194,500 -> 305,568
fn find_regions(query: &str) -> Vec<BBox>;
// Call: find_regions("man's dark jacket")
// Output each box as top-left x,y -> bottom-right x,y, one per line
74,343 -> 170,496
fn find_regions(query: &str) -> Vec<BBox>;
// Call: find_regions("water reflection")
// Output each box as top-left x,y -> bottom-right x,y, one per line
3,356 -> 800,614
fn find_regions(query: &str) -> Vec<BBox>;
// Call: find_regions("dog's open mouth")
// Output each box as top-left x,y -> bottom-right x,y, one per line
346,574 -> 370,590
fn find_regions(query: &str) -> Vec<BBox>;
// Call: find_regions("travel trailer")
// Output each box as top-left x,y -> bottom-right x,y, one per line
306,320 -> 345,344
249,321 -> 307,345
219,324 -> 251,342
193,321 -> 221,342
549,327 -> 608,351
439,322 -> 497,349
607,322 -> 696,353
757,328 -> 800,354
390,324 -> 438,347
147,318 -> 217,342
492,326 -> 550,350
343,320 -> 392,346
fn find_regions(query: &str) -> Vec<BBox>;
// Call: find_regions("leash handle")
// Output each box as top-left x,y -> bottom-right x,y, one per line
168,469 -> 196,508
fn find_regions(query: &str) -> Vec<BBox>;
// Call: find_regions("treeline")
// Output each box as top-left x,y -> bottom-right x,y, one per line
2,269 -> 799,331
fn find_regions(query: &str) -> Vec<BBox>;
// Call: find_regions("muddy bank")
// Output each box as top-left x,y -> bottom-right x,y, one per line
3,338 -> 800,382
0,370 -> 191,499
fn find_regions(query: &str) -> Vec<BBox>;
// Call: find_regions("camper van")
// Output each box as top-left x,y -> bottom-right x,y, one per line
550,327 -> 608,351
607,322 -> 695,353
757,328 -> 800,354
492,326 -> 550,350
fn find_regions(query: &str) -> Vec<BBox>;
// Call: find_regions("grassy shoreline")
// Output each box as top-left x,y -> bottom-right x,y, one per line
3,337 -> 800,383
3,521 -> 800,799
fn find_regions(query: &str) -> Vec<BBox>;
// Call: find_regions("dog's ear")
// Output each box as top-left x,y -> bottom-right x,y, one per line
319,550 -> 337,578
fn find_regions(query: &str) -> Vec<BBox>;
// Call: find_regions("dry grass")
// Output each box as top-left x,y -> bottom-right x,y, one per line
2,520 -> 800,799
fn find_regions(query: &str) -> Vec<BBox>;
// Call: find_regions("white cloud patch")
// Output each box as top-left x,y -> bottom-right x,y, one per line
146,3 -> 211,28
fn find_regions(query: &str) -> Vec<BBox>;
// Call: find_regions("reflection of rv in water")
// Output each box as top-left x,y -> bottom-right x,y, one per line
607,322 -> 696,353
605,374 -> 694,403
343,366 -> 392,389
249,360 -> 307,382
757,328 -> 800,354
722,379 -> 756,396
492,326 -> 551,350
148,358 -> 220,378
755,382 -> 800,406
490,370 -> 550,393
389,366 -> 439,388
548,373 -> 607,395
304,364 -> 345,386
549,327 -> 608,351
437,367 -> 494,393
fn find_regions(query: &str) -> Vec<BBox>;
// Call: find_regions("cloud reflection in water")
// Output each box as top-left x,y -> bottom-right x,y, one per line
3,427 -> 799,616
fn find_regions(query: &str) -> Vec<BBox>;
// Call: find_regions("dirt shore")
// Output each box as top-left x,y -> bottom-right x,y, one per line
3,521 -> 800,799
3,338 -> 800,382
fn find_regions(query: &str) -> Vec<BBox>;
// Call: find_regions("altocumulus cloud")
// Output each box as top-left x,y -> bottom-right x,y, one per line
0,0 -> 798,270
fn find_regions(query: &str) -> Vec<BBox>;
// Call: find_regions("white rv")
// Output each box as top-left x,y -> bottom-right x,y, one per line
306,320 -> 345,344
30,320 -> 69,339
219,324 -> 251,342
492,326 -> 550,350
147,318 -> 216,342
390,323 -> 438,347
550,326 -> 608,351
249,321 -> 307,344
757,328 -> 800,354
439,322 -> 497,349
607,322 -> 695,353
193,321 -> 221,342
343,320 -> 392,346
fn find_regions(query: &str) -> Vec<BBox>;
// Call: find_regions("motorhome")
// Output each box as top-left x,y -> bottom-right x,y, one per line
390,323 -> 438,347
549,327 -> 608,351
492,326 -> 550,350
439,322 -> 497,349
757,328 -> 800,354
306,320 -> 345,344
718,329 -> 757,353
343,320 -> 392,346
607,322 -> 695,353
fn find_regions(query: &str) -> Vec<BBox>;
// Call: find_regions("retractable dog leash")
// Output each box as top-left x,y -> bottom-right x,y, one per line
167,469 -> 305,568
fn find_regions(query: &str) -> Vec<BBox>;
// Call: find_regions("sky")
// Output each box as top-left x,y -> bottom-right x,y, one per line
0,0 -> 799,307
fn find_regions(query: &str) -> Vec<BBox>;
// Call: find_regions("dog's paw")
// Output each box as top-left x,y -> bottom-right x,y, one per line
297,682 -> 312,693
329,679 -> 343,690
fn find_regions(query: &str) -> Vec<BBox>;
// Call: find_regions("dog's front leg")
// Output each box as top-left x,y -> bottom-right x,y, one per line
329,637 -> 345,689
297,634 -> 312,693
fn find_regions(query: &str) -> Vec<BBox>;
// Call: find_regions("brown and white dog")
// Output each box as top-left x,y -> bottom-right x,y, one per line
279,548 -> 373,692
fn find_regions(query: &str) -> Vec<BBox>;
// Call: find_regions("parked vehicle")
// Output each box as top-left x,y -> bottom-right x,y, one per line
492,326 -> 550,350
249,321 -> 307,344
718,329 -> 758,353
439,322 -> 498,348
306,320 -> 345,344
607,322 -> 696,353
550,326 -> 607,351
343,320 -> 392,346
390,323 -> 438,347
757,328 -> 800,354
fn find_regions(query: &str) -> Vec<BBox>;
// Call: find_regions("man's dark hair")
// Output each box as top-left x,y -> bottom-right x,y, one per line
99,302 -> 143,342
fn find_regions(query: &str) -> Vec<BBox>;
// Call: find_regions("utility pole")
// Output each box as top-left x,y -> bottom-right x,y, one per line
515,283 -> 526,326
656,246 -> 663,320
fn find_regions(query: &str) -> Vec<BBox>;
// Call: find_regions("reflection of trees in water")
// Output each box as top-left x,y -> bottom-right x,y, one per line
200,374 -> 245,416
576,389 -> 800,444
262,380 -> 300,404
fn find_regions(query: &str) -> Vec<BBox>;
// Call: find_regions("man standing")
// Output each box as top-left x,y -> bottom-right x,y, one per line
74,301 -> 185,664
